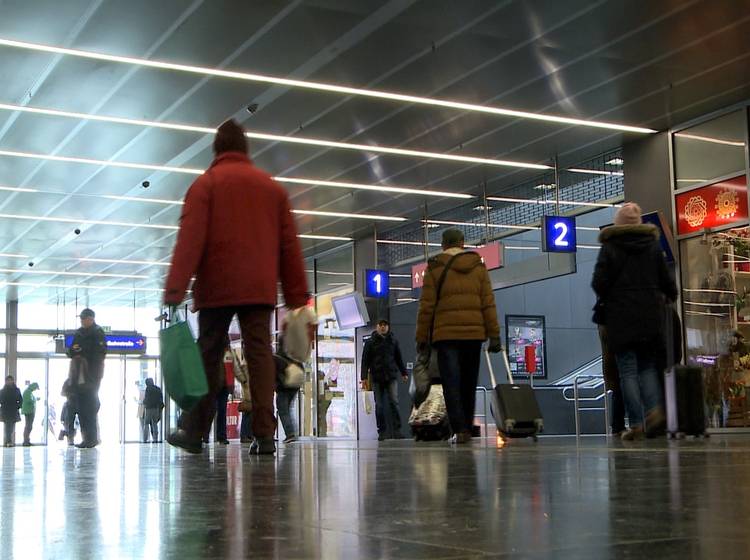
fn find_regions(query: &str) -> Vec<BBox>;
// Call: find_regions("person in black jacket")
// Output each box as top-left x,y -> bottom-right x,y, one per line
142,378 -> 164,443
67,308 -> 107,448
361,320 -> 407,441
1,376 -> 22,447
592,203 -> 678,441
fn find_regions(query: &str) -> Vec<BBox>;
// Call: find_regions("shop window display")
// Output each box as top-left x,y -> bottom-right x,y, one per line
681,227 -> 750,428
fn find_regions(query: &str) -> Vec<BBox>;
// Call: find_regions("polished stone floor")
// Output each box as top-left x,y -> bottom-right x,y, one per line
2,436 -> 750,559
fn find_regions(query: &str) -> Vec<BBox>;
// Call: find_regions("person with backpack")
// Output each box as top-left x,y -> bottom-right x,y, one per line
164,119 -> 308,456
1,376 -> 22,447
592,202 -> 677,440
416,229 -> 502,444
361,320 -> 408,441
142,378 -> 164,443
21,382 -> 40,446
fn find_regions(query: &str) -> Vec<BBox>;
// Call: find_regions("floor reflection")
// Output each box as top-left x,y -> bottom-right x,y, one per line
3,438 -> 750,558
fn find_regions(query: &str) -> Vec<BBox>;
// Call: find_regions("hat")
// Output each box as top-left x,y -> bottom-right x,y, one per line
442,228 -> 465,247
213,119 -> 248,155
614,202 -> 642,226
79,308 -> 95,319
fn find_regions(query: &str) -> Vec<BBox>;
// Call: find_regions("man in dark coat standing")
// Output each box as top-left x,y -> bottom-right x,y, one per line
164,119 -> 308,456
0,376 -> 22,447
361,320 -> 408,440
592,203 -> 677,441
68,308 -> 107,448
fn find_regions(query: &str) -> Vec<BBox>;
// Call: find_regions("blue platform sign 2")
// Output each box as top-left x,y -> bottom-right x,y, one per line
365,269 -> 389,298
542,215 -> 577,253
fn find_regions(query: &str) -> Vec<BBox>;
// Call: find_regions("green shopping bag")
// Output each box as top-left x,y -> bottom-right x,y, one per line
159,317 -> 208,411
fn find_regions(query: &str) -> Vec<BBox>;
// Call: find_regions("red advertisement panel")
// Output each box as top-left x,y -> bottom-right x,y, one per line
410,243 -> 503,289
675,175 -> 748,235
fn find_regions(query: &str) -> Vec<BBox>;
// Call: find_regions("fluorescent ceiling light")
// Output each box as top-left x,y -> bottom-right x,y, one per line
276,177 -> 472,199
292,209 -> 406,222
674,133 -> 745,147
676,179 -> 708,183
0,149 -> 203,175
299,234 -> 352,241
0,268 -> 147,279
506,246 -> 539,251
577,244 -> 602,249
0,281 -> 164,293
606,158 -> 624,166
101,194 -> 183,205
327,282 -> 352,287
0,253 -> 28,258
567,168 -> 624,177
0,212 -> 346,241
0,149 -> 473,200
389,274 -> 411,278
0,38 -> 656,134
487,196 -> 618,208
0,102 -> 548,171
390,287 -> 412,291
78,257 -> 170,267
0,185 -> 38,193
422,219 -> 539,231
305,270 -> 353,276
473,205 -> 492,212
377,239 -> 442,247
576,226 -> 601,231
396,298 -> 419,303
0,212 -> 178,230
534,184 -> 556,191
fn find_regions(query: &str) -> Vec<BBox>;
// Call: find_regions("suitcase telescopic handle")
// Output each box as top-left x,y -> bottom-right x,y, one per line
484,346 -> 515,386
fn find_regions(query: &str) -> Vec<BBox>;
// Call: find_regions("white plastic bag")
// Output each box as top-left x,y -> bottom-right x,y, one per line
281,306 -> 317,364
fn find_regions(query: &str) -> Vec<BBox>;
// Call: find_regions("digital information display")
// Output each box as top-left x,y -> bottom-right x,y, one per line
64,333 -> 147,355
542,215 -> 577,253
365,269 -> 389,298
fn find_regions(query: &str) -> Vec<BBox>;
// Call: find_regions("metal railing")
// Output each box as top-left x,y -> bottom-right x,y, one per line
565,374 -> 610,438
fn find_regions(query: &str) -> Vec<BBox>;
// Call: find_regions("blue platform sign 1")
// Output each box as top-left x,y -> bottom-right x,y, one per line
542,215 -> 577,253
64,332 -> 147,355
365,269 -> 390,298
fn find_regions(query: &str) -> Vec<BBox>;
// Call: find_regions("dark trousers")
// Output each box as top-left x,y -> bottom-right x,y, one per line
240,412 -> 253,439
77,387 -> 100,444
435,340 -> 482,435
143,408 -> 161,442
599,326 -> 626,434
214,388 -> 229,441
3,421 -> 14,445
182,305 -> 276,440
23,412 -> 34,444
372,380 -> 401,437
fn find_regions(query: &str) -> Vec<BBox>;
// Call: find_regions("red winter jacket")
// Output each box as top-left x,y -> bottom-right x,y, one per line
164,152 -> 308,309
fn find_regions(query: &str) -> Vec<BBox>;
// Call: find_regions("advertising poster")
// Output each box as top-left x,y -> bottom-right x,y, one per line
505,315 -> 547,379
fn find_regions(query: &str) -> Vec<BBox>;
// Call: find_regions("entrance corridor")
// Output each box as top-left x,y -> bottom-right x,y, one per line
2,437 -> 750,559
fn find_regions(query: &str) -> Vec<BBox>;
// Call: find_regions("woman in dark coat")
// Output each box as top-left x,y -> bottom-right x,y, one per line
592,203 -> 677,440
1,376 -> 23,447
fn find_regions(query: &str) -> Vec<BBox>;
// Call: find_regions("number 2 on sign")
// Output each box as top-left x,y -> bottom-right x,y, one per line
553,222 -> 569,247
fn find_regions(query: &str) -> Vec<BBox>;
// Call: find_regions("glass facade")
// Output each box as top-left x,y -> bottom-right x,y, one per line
674,105 -> 750,429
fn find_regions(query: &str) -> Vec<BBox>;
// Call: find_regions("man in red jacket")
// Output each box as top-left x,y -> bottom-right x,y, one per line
164,119 -> 308,455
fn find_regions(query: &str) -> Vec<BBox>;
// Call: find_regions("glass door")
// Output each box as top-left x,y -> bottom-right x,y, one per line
14,358 -> 48,445
124,358 -> 161,443
48,358 -> 74,446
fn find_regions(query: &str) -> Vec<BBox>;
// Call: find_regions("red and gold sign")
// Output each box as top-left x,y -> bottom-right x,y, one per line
675,175 -> 748,235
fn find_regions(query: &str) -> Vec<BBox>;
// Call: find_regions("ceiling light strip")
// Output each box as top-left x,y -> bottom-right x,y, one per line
292,209 -> 406,222
299,234 -> 353,241
674,133 -> 745,147
0,149 -> 473,199
0,38 -> 656,134
487,196 -> 618,208
422,219 -> 539,231
567,168 -> 624,177
78,258 -> 170,266
0,281 -> 164,293
0,102 -> 548,170
0,268 -> 147,279
0,253 -> 28,258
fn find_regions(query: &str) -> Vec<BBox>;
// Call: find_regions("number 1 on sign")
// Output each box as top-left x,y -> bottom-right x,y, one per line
553,222 -> 569,247
373,273 -> 382,293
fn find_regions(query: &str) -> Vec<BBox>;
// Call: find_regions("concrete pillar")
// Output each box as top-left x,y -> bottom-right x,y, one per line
6,300 -> 18,379
623,131 -> 673,221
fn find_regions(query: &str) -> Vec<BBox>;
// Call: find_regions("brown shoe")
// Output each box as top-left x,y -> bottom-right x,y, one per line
621,426 -> 645,441
452,431 -> 472,444
645,407 -> 666,438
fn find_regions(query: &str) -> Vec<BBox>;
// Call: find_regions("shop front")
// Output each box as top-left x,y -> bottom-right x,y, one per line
672,105 -> 750,430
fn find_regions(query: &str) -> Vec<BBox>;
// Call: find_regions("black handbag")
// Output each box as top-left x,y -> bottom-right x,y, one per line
413,254 -> 461,406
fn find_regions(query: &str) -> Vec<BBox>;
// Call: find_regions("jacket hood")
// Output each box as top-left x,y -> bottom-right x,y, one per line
428,251 -> 484,274
28,383 -> 39,392
599,223 -> 659,252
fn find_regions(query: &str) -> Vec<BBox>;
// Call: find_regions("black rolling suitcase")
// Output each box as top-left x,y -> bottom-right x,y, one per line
665,366 -> 707,438
484,349 -> 543,439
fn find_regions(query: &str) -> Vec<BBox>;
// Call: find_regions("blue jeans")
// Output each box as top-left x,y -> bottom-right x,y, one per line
615,350 -> 663,428
276,389 -> 298,438
435,340 -> 482,434
372,380 -> 402,437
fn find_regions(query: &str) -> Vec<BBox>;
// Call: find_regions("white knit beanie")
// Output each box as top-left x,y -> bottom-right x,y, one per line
614,202 -> 642,226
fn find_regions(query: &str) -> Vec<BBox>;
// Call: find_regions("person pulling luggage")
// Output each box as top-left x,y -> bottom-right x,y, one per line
415,229 -> 502,444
